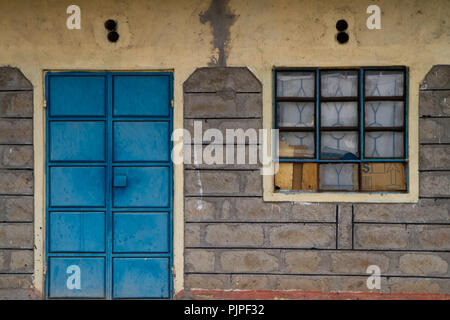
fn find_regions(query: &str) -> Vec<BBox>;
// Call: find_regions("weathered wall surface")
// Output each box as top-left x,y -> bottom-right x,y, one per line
0,0 -> 448,297
0,68 -> 36,299
182,66 -> 450,297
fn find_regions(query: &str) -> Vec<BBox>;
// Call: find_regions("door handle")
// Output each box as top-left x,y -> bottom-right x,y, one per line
113,175 -> 127,188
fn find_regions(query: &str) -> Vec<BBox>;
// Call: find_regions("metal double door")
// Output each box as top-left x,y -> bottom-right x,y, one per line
45,72 -> 173,299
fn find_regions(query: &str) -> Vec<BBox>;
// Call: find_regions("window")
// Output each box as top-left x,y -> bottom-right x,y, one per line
274,67 -> 408,193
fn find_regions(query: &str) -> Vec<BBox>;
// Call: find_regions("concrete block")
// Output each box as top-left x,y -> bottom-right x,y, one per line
0,170 -> 33,195
419,90 -> 450,116
219,250 -> 279,272
354,200 -> 450,223
419,171 -> 450,197
420,65 -> 450,90
0,68 -> 32,91
0,119 -> 33,144
420,145 -> 450,170
268,224 -> 335,248
0,145 -> 33,169
419,118 -> 450,143
0,91 -> 33,118
184,93 -> 261,118
0,224 -> 33,248
183,67 -> 261,93
354,225 -> 410,249
399,254 -> 448,275
0,196 -> 33,222
185,170 -> 261,196
185,250 -> 215,272
204,224 -> 264,246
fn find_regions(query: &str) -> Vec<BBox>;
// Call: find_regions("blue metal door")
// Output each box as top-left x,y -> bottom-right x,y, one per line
45,72 -> 173,299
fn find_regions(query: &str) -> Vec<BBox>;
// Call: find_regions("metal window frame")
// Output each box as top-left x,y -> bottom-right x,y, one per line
273,66 -> 408,193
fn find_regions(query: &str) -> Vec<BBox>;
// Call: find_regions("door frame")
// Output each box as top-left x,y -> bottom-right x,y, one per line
44,70 -> 174,299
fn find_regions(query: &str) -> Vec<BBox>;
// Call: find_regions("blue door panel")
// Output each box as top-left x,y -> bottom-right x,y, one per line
48,257 -> 105,298
49,76 -> 106,116
113,258 -> 169,298
49,212 -> 105,252
113,212 -> 169,253
113,121 -> 170,162
113,166 -> 170,208
113,76 -> 170,116
50,121 -> 106,161
50,166 -> 105,207
46,72 -> 173,299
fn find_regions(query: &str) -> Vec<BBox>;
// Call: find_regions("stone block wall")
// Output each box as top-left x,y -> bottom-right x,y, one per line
0,67 -> 35,299
183,66 -> 450,296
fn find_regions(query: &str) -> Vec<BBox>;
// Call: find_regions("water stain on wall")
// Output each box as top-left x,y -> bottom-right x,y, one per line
200,0 -> 237,66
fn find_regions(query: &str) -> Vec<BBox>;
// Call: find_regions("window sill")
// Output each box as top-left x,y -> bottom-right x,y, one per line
263,188 -> 418,203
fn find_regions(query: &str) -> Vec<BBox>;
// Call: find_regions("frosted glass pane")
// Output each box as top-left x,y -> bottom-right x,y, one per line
365,71 -> 404,97
277,72 -> 315,97
321,102 -> 358,127
319,164 -> 358,191
365,101 -> 404,127
364,132 -> 404,158
321,71 -> 358,97
321,131 -> 358,159
277,102 -> 315,127
279,132 -> 315,158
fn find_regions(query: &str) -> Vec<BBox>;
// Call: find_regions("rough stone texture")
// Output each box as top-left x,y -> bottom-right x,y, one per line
0,92 -> 33,118
185,145 -> 260,170
284,251 -> 321,273
419,90 -> 450,117
0,68 -> 32,91
185,224 -> 201,247
183,66 -> 450,296
0,145 -> 33,169
0,67 -> 34,299
0,196 -> 33,222
420,65 -> 450,90
184,93 -> 262,118
290,203 -> 336,222
185,274 -> 230,290
330,252 -> 390,274
399,254 -> 448,275
0,274 -> 33,289
416,226 -> 450,250
337,204 -> 352,249
419,118 -> 450,143
420,145 -> 450,170
185,250 -> 215,272
389,279 -> 441,294
354,200 -> 450,223
204,224 -> 264,246
0,119 -> 33,144
184,67 -> 262,93
0,170 -> 33,195
0,250 -> 33,273
0,223 -> 33,248
219,250 -> 279,272
275,276 -> 331,292
185,170 -> 261,196
184,119 -> 262,144
231,275 -> 269,290
269,224 -> 335,248
419,172 -> 450,197
354,225 -> 410,249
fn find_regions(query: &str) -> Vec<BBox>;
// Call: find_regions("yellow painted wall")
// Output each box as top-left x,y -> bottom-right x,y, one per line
0,0 -> 448,297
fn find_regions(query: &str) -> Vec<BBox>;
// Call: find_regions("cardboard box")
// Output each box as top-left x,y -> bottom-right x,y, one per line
360,162 -> 406,191
275,162 -> 317,191
279,141 -> 314,158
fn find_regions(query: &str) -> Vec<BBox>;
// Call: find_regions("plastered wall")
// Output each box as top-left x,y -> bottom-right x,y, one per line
0,0 -> 448,298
